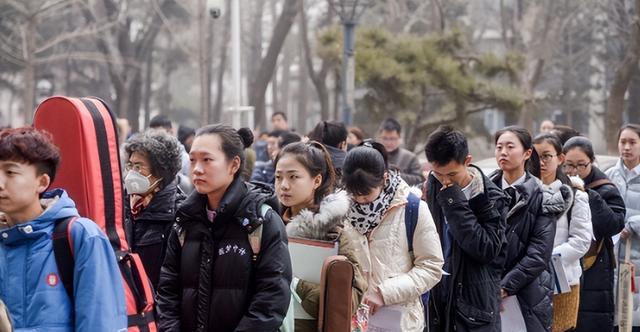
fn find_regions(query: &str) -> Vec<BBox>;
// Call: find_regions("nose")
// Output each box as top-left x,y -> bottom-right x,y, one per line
192,161 -> 203,175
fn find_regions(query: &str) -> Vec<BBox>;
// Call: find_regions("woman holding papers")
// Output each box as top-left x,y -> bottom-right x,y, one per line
533,133 -> 592,332
341,141 -> 444,332
274,141 -> 367,331
562,136 -> 626,332
490,126 -> 556,332
604,124 -> 640,330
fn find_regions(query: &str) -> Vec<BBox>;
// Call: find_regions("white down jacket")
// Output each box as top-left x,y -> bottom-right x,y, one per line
544,179 -> 593,286
349,180 -> 443,331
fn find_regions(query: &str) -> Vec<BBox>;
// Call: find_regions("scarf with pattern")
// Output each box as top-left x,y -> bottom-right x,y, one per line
348,170 -> 402,235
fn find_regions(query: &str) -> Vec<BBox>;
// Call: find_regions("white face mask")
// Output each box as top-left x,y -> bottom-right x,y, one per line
124,170 -> 160,195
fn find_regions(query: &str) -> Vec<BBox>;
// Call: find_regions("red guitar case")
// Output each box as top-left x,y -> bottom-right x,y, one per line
33,96 -> 157,332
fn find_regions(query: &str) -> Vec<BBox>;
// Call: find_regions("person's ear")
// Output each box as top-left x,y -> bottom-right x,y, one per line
36,173 -> 51,195
524,148 -> 533,161
339,141 -> 347,151
464,154 -> 472,167
313,174 -> 322,190
557,153 -> 565,164
229,156 -> 241,175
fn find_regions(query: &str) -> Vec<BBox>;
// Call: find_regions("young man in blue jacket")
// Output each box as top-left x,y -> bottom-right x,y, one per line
0,127 -> 126,331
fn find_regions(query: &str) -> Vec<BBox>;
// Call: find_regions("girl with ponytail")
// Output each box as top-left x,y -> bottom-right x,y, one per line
156,124 -> 292,331
274,141 -> 367,331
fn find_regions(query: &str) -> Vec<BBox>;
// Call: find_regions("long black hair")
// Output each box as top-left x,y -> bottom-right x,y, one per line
275,141 -> 336,207
494,126 -> 540,177
342,140 -> 388,196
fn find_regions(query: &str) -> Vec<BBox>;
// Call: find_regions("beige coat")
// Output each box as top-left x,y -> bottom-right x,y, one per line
351,181 -> 443,331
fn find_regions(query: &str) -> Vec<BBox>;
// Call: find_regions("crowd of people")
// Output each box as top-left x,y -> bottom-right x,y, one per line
0,111 -> 639,332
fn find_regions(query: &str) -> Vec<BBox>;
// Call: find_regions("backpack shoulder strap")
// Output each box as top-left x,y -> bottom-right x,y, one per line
405,193 -> 420,255
248,204 -> 272,263
52,217 -> 78,303
586,178 -> 612,190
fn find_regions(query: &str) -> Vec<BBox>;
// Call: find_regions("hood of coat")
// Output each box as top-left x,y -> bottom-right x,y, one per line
286,190 -> 350,240
540,179 -> 575,217
0,189 -> 79,246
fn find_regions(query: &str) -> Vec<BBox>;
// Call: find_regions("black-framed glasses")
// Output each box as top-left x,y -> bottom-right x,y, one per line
562,163 -> 590,172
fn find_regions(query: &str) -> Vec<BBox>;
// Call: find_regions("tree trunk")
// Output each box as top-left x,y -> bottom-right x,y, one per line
213,0 -> 232,123
280,36 -> 293,115
249,0 -> 300,131
606,0 -> 640,153
23,15 -> 37,122
297,35 -> 309,132
198,0 -> 210,124
299,0 -> 331,121
142,50 -> 153,129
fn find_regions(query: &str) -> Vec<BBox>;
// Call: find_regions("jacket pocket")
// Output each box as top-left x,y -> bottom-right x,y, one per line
456,298 -> 495,326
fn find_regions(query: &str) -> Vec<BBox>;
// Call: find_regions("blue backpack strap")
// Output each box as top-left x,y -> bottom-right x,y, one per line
405,193 -> 420,255
52,217 -> 78,304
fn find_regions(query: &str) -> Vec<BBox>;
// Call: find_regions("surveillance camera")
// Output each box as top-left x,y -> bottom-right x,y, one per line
210,7 -> 221,19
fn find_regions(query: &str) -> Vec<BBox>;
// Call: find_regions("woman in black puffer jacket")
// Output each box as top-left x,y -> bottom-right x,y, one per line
562,137 -> 626,332
156,125 -> 292,332
491,126 -> 556,332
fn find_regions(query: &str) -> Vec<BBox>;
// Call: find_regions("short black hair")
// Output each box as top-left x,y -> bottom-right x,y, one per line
267,129 -> 286,138
177,125 -> 195,146
563,136 -> 595,162
378,118 -> 402,134
308,121 -> 348,148
149,115 -> 172,130
0,127 -> 60,185
551,125 -> 580,145
124,131 -> 183,188
272,112 -> 287,121
342,141 -> 388,196
424,126 -> 468,165
279,132 -> 301,148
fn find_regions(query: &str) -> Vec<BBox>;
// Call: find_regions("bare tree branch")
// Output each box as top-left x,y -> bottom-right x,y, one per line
34,22 -> 118,54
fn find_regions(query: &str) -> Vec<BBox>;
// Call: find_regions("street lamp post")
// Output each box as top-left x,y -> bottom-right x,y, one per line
329,0 -> 370,126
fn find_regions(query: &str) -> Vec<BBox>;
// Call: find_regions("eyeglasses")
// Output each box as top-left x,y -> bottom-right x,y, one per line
562,163 -> 590,172
539,153 -> 556,163
125,162 -> 149,173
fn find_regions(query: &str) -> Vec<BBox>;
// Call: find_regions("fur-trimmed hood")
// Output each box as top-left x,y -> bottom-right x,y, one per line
285,190 -> 351,241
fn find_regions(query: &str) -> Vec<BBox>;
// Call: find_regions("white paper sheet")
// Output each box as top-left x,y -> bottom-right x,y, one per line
551,254 -> 570,294
500,296 -> 526,332
288,237 -> 339,320
368,305 -> 404,332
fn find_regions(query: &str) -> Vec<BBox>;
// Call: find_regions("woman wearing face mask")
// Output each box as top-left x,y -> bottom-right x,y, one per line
123,131 -> 184,288
533,133 -> 592,332
605,124 -> 640,329
490,126 -> 556,332
274,141 -> 367,331
560,136 -> 626,332
156,124 -> 292,332
341,141 -> 443,332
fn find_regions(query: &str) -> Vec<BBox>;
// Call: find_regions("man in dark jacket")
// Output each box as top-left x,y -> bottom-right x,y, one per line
423,126 -> 508,332
377,118 -> 424,185
156,178 -> 292,332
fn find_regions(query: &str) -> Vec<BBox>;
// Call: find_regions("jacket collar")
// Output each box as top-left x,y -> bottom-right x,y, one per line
286,190 -> 350,240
